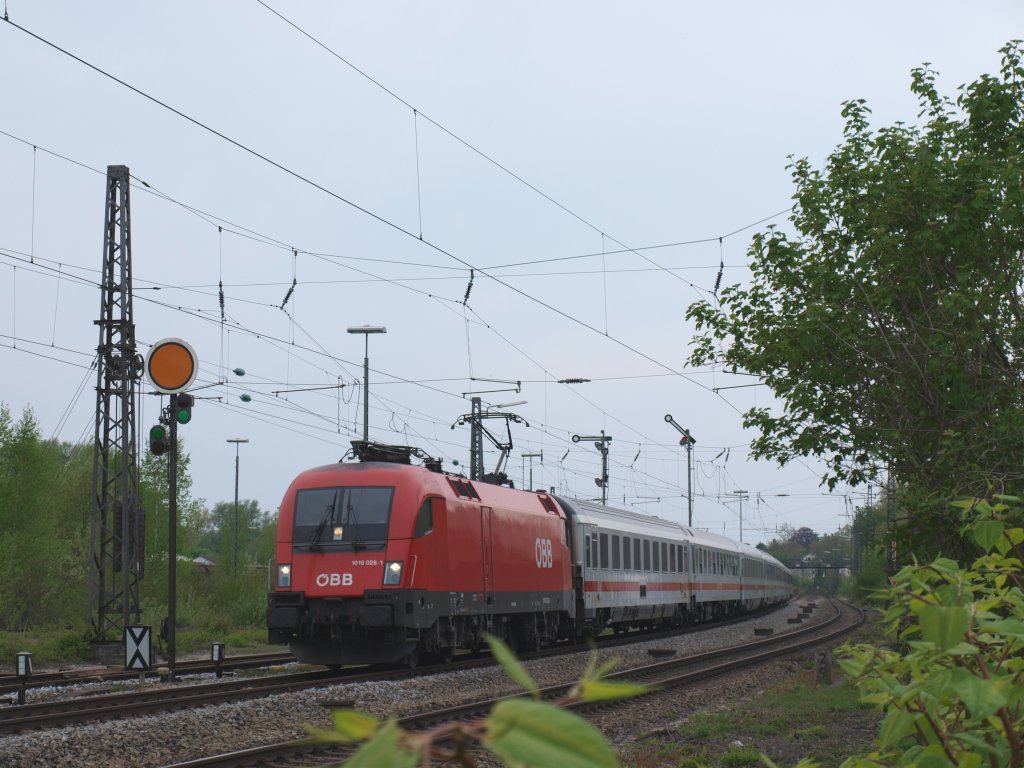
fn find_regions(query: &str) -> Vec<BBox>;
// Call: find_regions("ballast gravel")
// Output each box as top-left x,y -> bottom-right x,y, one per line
0,600 -> 833,768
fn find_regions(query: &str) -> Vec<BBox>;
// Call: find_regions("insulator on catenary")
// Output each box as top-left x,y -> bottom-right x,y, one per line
280,278 -> 297,309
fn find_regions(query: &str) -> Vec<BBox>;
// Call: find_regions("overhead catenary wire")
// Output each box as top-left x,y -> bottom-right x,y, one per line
0,33 -> 851,520
0,17 -> 740,411
254,1 -> 769,299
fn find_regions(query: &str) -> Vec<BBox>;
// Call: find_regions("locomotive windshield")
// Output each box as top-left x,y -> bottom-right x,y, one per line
293,486 -> 394,551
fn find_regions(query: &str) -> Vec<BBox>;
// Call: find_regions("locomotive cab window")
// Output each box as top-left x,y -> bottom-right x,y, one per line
293,486 -> 394,551
413,498 -> 436,537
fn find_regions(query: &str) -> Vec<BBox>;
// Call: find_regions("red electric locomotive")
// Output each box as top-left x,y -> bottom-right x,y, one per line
267,443 -> 575,666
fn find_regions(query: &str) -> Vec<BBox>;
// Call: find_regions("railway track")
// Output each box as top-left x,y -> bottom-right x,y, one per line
0,651 -> 295,696
162,598 -> 863,768
0,602 -> 793,736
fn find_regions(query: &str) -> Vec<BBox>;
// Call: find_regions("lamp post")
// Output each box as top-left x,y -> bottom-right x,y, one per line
347,326 -> 387,442
226,438 -> 249,574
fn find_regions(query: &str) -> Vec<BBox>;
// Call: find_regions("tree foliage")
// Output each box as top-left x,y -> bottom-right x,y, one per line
0,404 -> 92,630
790,526 -> 819,548
687,42 -> 1024,556
0,400 -> 273,643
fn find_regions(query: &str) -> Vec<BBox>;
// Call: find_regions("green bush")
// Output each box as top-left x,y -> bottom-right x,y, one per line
836,496 -> 1024,767
317,635 -> 650,767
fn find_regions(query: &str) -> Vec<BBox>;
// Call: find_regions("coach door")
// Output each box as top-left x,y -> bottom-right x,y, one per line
481,506 -> 494,607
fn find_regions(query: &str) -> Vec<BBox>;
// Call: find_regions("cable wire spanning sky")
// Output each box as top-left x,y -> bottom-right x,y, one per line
1,2 -> 1018,543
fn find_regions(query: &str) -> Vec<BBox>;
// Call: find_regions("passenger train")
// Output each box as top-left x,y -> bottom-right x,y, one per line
267,443 -> 794,666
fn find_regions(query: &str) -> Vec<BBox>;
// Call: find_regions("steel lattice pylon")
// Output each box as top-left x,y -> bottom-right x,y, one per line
88,165 -> 144,642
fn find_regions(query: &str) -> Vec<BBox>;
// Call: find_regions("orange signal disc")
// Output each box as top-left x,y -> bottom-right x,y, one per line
146,338 -> 198,393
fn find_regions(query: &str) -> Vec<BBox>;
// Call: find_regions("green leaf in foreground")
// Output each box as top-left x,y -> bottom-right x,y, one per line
971,520 -> 1005,552
344,720 -> 418,768
331,709 -> 381,741
918,604 -> 969,650
486,697 -> 620,768
485,633 -> 539,697
579,677 -> 651,703
951,669 -> 1012,720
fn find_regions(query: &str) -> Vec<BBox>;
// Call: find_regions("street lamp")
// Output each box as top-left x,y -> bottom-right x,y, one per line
227,438 -> 249,574
347,326 -> 387,442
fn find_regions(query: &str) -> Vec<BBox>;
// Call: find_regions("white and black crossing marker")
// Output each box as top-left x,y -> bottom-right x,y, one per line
124,625 -> 152,671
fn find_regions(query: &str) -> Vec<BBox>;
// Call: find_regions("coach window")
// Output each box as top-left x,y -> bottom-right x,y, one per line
592,535 -> 599,571
652,540 -> 660,572
600,533 -> 609,569
585,534 -> 591,568
634,539 -> 642,572
669,543 -> 676,573
643,540 -> 651,571
612,535 -> 621,570
661,542 -> 668,573
623,536 -> 631,570
699,549 -> 704,574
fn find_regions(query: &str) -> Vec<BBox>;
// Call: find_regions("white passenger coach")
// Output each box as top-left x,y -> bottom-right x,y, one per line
554,497 -> 793,635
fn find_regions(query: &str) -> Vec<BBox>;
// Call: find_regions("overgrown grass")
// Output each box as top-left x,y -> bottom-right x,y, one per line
0,627 -> 92,666
0,624 -> 278,670
622,674 -> 879,767
0,566 -> 276,670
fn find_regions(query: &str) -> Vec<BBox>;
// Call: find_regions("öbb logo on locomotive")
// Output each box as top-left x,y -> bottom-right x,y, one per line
267,442 -> 794,668
535,537 -> 553,568
315,572 -> 354,587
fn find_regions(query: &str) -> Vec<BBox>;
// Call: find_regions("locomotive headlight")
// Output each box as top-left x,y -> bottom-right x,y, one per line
277,563 -> 292,589
383,560 -> 403,586
332,526 -> 344,541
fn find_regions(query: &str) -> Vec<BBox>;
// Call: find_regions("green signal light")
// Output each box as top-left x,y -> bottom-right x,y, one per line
149,424 -> 168,456
173,393 -> 194,425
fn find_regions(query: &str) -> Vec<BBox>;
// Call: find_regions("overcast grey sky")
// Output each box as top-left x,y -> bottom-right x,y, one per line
1,2 -> 1020,544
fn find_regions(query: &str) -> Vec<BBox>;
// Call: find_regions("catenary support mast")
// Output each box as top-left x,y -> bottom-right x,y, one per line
88,165 -> 144,643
